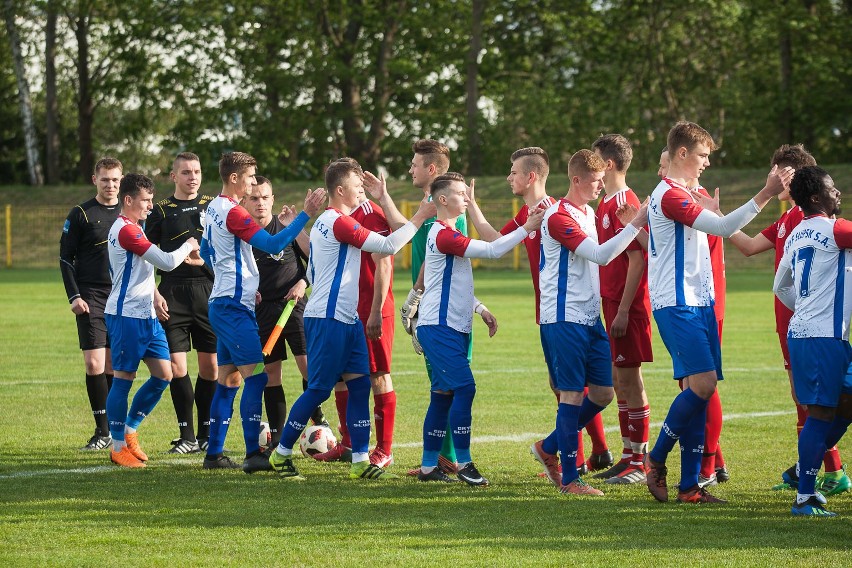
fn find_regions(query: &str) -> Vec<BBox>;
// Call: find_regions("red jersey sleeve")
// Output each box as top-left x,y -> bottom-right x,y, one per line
332,214 -> 372,247
834,218 -> 852,248
118,224 -> 153,256
547,208 -> 588,252
435,225 -> 472,256
660,186 -> 703,226
499,206 -> 526,236
226,205 -> 263,242
760,216 -> 781,242
360,204 -> 391,236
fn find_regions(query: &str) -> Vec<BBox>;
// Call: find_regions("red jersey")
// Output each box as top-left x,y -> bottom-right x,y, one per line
350,200 -> 395,320
760,204 -> 804,332
499,196 -> 556,324
594,188 -> 650,316
694,186 -> 726,322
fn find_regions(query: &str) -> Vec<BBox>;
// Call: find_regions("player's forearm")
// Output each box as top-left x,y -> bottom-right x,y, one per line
361,222 -> 418,255
376,193 -> 410,230
772,264 -> 796,310
414,264 -> 425,291
143,242 -> 194,272
692,200 -> 761,238
295,230 -> 310,257
462,227 -> 527,259
617,251 -> 645,314
575,224 -> 639,265
466,200 -> 501,241
250,212 -> 310,254
371,254 -> 393,313
59,257 -> 81,301
729,230 -> 772,257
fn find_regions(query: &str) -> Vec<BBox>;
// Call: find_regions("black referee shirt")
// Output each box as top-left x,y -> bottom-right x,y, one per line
59,197 -> 120,301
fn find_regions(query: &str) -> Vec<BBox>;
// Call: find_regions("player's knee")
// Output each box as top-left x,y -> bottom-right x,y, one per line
836,394 -> 852,421
807,404 -> 836,422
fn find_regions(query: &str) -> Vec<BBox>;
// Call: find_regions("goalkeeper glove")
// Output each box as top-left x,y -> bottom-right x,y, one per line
411,320 -> 424,355
400,288 -> 423,335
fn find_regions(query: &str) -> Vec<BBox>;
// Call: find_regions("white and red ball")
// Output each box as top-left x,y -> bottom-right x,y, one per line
259,421 -> 272,447
299,425 -> 337,457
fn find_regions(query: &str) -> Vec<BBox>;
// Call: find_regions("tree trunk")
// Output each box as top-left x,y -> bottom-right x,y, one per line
465,0 -> 484,176
74,10 -> 95,181
45,0 -> 60,183
3,0 -> 44,185
778,16 -> 794,143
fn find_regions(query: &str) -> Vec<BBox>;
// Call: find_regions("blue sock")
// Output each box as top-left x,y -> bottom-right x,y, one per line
449,383 -> 476,464
106,378 -> 133,442
541,430 -> 559,455
650,388 -> 707,464
577,397 -> 606,430
678,404 -> 707,490
422,391 -> 453,468
125,376 -> 169,430
557,402 -> 581,485
240,372 -> 268,455
345,375 -> 372,455
824,415 -> 852,449
279,387 -> 330,451
207,383 -> 238,458
798,416 -> 832,495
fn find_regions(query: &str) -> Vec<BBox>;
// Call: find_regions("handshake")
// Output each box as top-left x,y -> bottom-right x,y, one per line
399,288 -> 424,355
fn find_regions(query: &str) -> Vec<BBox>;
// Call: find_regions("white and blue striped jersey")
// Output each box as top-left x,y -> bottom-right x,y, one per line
774,215 -> 852,339
204,195 -> 263,310
105,215 -> 192,319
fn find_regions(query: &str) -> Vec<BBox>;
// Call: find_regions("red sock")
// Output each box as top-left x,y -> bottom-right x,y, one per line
795,403 -> 808,436
824,446 -> 843,472
373,390 -> 396,454
715,445 -> 726,469
628,405 -> 650,466
617,399 -> 630,460
334,389 -> 350,448
701,389 -> 723,478
583,387 -> 608,454
576,432 -> 585,468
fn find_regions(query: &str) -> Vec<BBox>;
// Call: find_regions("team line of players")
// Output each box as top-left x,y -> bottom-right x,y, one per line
59,121 -> 852,515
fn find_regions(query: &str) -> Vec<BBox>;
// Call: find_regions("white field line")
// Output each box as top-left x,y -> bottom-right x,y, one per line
0,411 -> 793,478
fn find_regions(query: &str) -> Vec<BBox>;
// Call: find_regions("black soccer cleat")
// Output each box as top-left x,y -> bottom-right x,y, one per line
243,449 -> 274,474
168,437 -> 200,454
715,465 -> 730,483
457,462 -> 490,487
81,433 -> 112,451
586,450 -> 614,472
418,467 -> 460,483
203,454 -> 241,470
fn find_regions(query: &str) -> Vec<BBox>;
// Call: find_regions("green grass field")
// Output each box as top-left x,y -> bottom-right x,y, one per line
0,269 -> 849,566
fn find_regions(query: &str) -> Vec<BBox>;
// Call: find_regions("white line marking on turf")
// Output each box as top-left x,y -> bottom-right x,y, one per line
1,411 -> 794,478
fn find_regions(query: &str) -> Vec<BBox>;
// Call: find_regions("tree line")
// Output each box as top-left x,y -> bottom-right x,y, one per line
2,0 -> 850,185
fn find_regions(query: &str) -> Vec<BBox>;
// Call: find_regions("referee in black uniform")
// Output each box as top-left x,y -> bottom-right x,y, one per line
245,176 -> 327,449
145,152 -> 218,453
60,157 -> 122,450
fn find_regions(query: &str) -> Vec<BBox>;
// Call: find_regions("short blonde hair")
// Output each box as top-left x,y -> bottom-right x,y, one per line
568,149 -> 606,179
666,121 -> 717,155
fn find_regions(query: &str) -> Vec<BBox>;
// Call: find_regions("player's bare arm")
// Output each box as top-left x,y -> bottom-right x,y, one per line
464,179 -> 501,241
611,249 -> 644,338
367,253 -> 393,340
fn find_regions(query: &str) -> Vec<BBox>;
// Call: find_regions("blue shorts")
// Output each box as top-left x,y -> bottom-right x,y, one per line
105,314 -> 170,373
653,306 -> 723,381
789,337 -> 852,407
539,319 -> 612,392
304,317 -> 370,391
416,325 -> 474,392
845,359 -> 852,396
208,297 -> 263,367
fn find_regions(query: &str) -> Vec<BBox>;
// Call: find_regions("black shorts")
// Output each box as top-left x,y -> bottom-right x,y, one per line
75,286 -> 110,350
256,300 -> 307,363
158,277 -> 217,353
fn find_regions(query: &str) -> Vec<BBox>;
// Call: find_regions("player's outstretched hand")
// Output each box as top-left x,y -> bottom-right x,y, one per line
285,279 -> 307,303
278,204 -> 297,226
303,187 -> 327,217
400,288 -> 423,334
523,206 -> 545,232
363,171 -> 387,201
415,195 -> 438,220
70,297 -> 90,315
765,164 -> 795,196
185,237 -> 200,252
480,309 -> 498,337
466,178 -> 476,202
689,187 -> 722,216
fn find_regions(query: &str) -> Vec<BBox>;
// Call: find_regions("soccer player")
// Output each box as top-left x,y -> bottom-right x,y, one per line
268,157 -> 434,481
60,157 -> 122,450
103,173 -> 199,468
145,152 -> 218,454
200,152 -> 326,473
773,165 -> 852,516
728,145 -> 849,494
645,121 -> 790,504
463,147 -> 609,476
592,134 -> 653,484
400,139 -> 465,475
243,176 -> 326,450
535,150 -> 647,495
415,172 -> 544,485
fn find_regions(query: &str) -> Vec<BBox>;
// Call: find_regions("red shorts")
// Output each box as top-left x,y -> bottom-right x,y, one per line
602,298 -> 653,367
778,331 -> 791,370
361,314 -> 394,374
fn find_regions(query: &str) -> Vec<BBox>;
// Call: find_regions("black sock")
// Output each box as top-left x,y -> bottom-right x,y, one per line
264,385 -> 287,448
85,373 -> 109,436
169,374 -> 196,441
105,373 -> 113,392
195,376 -> 216,440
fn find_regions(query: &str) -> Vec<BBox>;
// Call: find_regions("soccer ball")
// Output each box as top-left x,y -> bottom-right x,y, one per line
299,425 -> 337,457
259,421 -> 272,447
